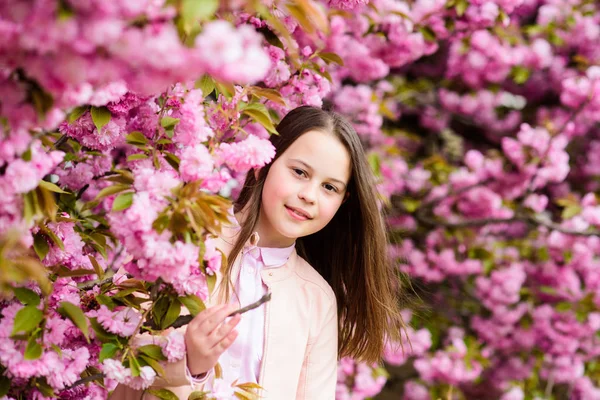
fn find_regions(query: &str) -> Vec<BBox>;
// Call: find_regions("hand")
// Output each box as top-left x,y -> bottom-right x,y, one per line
184,303 -> 241,376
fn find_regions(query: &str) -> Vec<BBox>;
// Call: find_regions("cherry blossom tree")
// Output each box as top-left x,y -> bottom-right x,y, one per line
1,0 -> 600,399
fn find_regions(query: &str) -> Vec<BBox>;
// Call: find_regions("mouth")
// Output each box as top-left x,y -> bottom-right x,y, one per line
285,205 -> 312,221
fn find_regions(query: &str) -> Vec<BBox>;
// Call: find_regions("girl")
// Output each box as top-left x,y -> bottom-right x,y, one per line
111,106 -> 404,399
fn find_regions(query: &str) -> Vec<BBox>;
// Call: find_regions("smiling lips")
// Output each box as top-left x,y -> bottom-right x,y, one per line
285,205 -> 312,221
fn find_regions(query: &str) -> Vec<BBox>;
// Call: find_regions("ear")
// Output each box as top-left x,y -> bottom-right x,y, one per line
342,190 -> 350,204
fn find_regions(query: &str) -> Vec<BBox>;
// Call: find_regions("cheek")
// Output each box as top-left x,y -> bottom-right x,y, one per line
262,170 -> 291,206
318,197 -> 344,223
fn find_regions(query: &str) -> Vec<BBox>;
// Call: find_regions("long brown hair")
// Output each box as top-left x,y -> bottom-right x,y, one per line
226,105 -> 405,363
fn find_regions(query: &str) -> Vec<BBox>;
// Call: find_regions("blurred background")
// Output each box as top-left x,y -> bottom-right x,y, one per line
1,0 -> 599,399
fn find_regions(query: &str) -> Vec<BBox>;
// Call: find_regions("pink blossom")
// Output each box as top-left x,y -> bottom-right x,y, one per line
59,112 -> 126,151
96,306 -> 142,337
172,89 -> 214,146
179,145 -> 214,182
500,387 -> 524,400
194,21 -> 270,83
126,366 -> 156,390
161,330 -> 186,362
524,194 -> 548,213
102,359 -> 131,383
88,81 -> 128,107
216,135 -> 275,173
402,381 -> 429,400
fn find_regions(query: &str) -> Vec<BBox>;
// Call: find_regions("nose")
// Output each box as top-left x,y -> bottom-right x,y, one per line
298,183 -> 317,204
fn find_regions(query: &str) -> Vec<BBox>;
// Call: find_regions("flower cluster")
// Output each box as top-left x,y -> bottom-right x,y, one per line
2,0 -> 600,399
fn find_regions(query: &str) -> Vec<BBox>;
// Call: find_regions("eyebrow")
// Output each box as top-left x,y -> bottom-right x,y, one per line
290,159 -> 348,189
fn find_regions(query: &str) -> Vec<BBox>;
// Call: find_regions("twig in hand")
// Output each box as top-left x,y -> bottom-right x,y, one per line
145,293 -> 273,330
228,292 -> 272,317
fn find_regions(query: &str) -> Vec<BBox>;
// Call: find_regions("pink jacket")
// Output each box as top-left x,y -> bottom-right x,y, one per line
110,228 -> 338,400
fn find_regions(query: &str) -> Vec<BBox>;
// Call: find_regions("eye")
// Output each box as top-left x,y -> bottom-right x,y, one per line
323,183 -> 338,193
292,168 -> 306,177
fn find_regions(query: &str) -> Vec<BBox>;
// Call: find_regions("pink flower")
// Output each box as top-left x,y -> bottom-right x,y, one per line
126,366 -> 156,390
172,89 -> 214,146
216,135 -> 275,173
194,21 -> 270,83
88,81 -> 128,107
102,359 -> 130,383
500,387 -> 524,400
161,330 -> 186,362
59,113 -> 126,151
402,381 -> 429,400
524,194 -> 548,213
179,145 -> 214,182
96,306 -> 142,337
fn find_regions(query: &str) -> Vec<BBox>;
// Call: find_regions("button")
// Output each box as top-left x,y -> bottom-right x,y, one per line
268,272 -> 273,277
247,266 -> 255,274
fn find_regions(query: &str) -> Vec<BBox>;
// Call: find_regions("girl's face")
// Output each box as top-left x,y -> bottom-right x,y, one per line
256,129 -> 351,248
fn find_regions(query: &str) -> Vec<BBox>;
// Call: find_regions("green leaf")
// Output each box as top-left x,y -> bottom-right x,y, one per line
12,305 -> 43,335
419,26 -> 437,42
127,153 -> 149,162
54,266 -> 96,277
511,66 -> 531,85
81,199 -> 100,212
195,74 -> 216,97
179,294 -> 206,317
89,317 -> 118,341
0,375 -> 10,397
319,52 -> 344,66
138,344 -> 166,361
562,204 -> 582,220
38,180 -> 68,194
94,184 -> 130,201
58,301 -> 90,341
67,105 -> 89,123
188,391 -> 210,400
90,106 -> 112,133
164,152 -> 181,172
24,338 -> 43,360
33,233 -> 50,261
139,354 -> 166,377
242,106 -> 277,134
162,299 -> 181,329
13,287 -> 41,306
112,192 -> 134,212
160,116 -> 180,130
455,0 -> 468,16
153,297 -> 169,327
147,388 -> 179,400
89,255 -> 104,280
249,87 -> 286,107
99,343 -> 120,362
367,153 -> 381,176
182,0 -> 218,31
126,131 -> 148,145
34,379 -> 55,397
41,226 -> 65,250
129,355 -> 141,377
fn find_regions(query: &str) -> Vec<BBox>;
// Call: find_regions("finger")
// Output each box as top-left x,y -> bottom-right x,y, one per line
189,304 -> 228,330
198,303 -> 238,335
213,328 -> 239,354
206,313 -> 241,348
